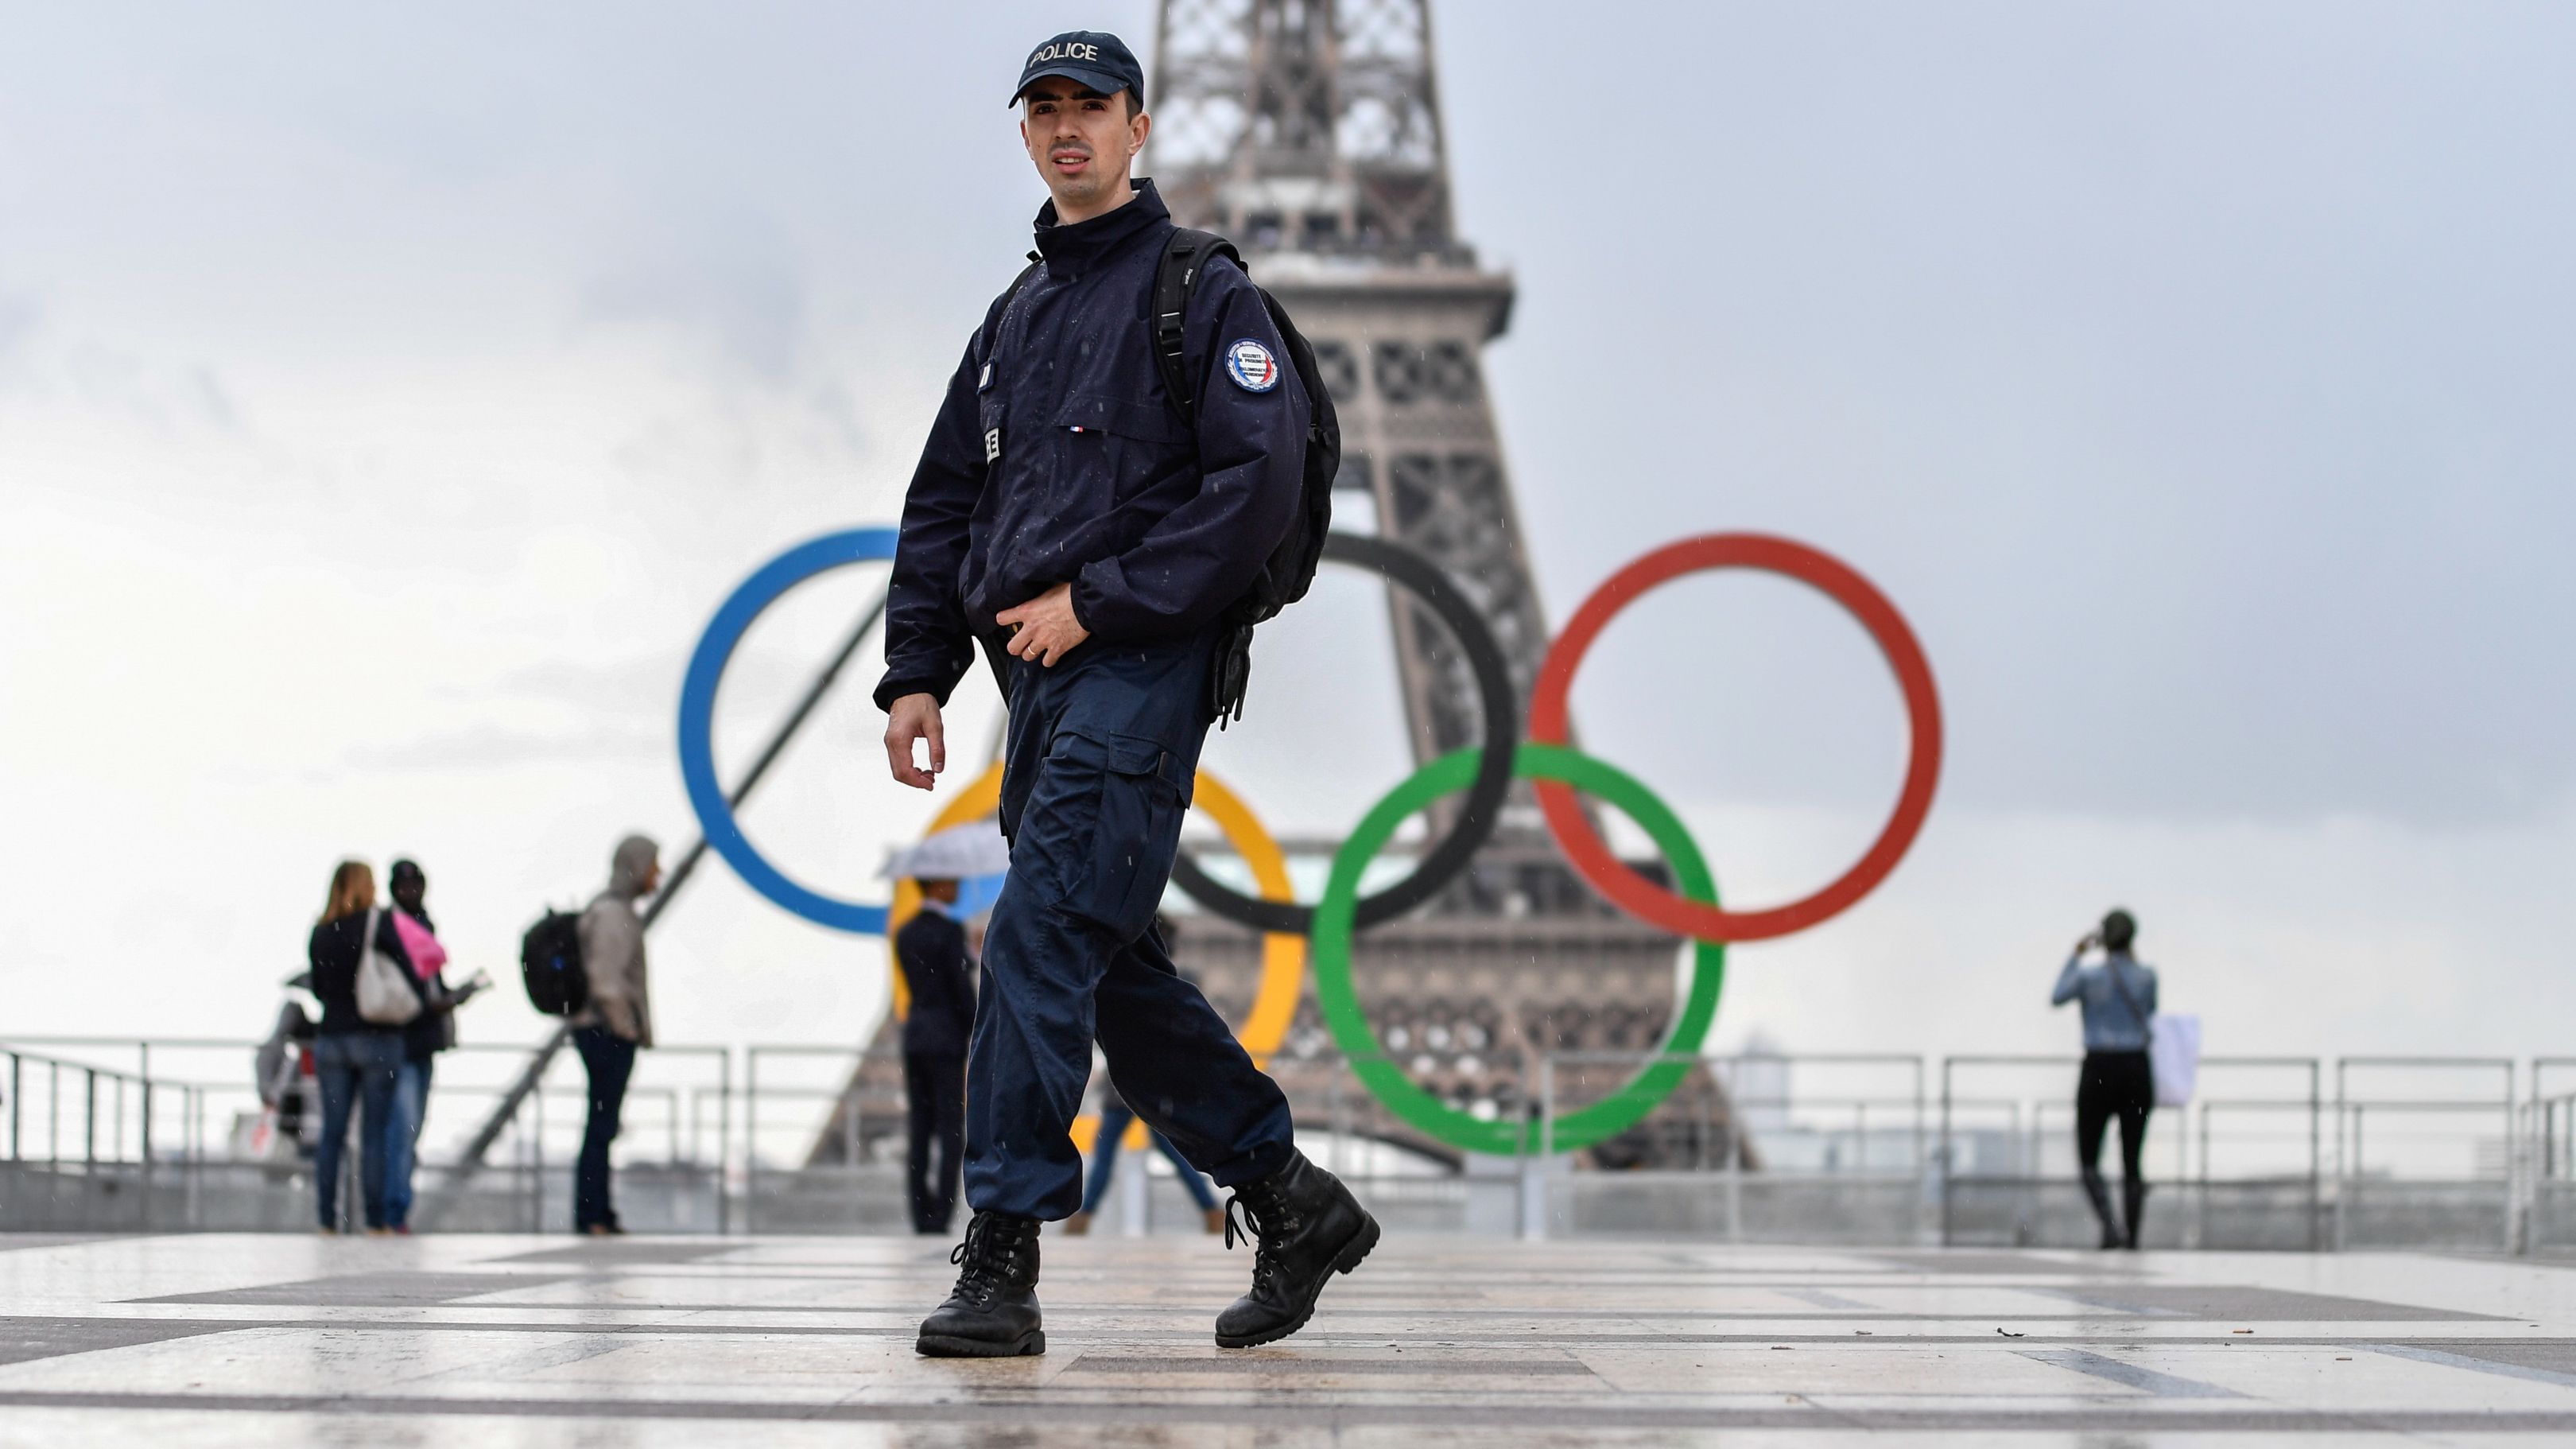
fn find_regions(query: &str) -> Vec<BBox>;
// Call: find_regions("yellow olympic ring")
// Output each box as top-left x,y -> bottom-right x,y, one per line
886,762 -> 1305,1104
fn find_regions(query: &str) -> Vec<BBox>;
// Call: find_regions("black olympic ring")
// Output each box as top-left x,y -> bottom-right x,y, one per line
1169,530 -> 1517,933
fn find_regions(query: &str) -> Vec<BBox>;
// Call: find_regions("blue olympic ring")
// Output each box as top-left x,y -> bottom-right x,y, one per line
678,527 -> 905,935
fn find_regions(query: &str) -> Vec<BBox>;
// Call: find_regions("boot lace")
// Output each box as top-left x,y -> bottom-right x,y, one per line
1223,1179 -> 1302,1299
948,1215 -> 1025,1307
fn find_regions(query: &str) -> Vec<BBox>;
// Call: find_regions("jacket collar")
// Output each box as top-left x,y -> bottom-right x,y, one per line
1033,177 -> 1169,279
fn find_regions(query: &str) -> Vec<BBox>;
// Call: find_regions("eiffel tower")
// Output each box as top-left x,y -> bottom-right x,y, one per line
805,0 -> 1741,1189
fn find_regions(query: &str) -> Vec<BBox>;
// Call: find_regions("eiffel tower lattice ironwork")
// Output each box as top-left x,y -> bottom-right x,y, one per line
804,1 -> 1744,1200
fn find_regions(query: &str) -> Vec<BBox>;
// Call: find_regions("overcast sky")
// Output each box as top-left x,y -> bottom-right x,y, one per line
4,3 -> 2571,1094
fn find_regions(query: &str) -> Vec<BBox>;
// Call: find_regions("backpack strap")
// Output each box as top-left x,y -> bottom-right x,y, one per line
1000,250 -> 1043,311
1154,227 -> 1241,429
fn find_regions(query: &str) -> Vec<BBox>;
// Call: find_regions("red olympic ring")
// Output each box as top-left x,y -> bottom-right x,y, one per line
1527,534 -> 1943,943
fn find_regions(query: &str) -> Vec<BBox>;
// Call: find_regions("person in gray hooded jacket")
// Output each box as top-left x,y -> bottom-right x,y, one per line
572,833 -> 658,1233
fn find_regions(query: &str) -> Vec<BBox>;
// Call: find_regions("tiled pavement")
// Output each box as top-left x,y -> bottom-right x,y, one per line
4,1232 -> 2576,1444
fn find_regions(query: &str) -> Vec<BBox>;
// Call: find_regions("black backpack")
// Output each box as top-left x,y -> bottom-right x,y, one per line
519,909 -> 588,1017
999,227 -> 1340,721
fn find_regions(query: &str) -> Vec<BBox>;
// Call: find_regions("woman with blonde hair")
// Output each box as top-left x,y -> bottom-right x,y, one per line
306,860 -> 418,1233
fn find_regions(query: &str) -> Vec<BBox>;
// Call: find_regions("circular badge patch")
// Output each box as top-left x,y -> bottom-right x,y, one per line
1224,338 -> 1282,393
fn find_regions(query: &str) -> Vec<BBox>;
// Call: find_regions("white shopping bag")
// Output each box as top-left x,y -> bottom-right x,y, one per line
2149,1013 -> 2202,1106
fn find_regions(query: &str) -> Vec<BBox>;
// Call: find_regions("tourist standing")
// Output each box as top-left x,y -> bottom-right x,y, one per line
2052,909 -> 2159,1249
894,876 -> 976,1235
382,858 -> 483,1233
571,834 -> 658,1234
878,31 -> 1372,1357
305,860 -> 412,1233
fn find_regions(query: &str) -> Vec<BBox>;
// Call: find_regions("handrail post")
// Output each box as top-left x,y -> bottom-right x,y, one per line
140,1074 -> 154,1233
743,1049 -> 759,1237
718,1047 -> 735,1236
2308,1058 -> 2322,1252
2508,1060 -> 2524,1256
1938,1057 -> 1953,1247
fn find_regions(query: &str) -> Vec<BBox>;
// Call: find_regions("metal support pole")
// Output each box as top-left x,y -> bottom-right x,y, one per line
743,1051 -> 759,1236
2507,1065 -> 2523,1257
139,1075 -> 153,1233
533,1066 -> 549,1234
719,1049 -> 734,1236
2309,1059 -> 2323,1253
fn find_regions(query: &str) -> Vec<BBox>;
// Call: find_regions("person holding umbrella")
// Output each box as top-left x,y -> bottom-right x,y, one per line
887,822 -> 1008,1235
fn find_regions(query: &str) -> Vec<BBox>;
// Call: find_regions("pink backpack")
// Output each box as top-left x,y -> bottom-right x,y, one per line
390,911 -> 448,980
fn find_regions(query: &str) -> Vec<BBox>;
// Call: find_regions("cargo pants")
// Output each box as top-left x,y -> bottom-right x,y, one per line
963,626 -> 1296,1220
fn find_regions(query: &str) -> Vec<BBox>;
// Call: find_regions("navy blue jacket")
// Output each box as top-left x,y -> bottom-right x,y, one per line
894,906 -> 976,1057
875,180 -> 1309,711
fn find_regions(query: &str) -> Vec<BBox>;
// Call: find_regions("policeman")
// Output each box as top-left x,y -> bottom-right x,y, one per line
877,30 -> 1377,1358
893,874 -> 974,1236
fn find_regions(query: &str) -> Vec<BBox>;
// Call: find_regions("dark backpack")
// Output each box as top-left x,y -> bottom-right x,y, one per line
997,227 -> 1340,721
519,909 -> 588,1017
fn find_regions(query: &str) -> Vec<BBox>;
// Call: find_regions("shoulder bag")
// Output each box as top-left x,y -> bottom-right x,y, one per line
2108,961 -> 2199,1107
354,908 -> 424,1027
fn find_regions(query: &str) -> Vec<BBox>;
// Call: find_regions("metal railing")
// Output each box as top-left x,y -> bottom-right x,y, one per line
2,1043 -> 206,1230
8,1035 -> 2575,1249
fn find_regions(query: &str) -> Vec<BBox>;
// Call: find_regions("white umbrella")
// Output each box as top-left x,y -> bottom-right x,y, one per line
882,819 -> 1012,881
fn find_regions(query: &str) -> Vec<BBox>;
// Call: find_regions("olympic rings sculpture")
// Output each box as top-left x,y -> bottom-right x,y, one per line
678,527 -> 902,935
1167,531 -> 1517,934
679,526 -> 1942,1156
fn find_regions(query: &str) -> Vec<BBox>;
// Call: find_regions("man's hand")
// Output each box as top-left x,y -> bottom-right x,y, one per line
885,693 -> 946,791
995,582 -> 1090,667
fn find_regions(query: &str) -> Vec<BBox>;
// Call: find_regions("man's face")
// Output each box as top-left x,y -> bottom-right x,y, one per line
1019,79 -> 1147,211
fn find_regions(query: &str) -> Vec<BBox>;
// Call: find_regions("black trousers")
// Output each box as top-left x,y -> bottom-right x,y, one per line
573,1026 -> 636,1230
2076,1049 -> 2153,1183
904,1051 -> 966,1234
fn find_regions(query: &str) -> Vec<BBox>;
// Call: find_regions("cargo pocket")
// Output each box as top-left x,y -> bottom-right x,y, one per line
1053,728 -> 1188,941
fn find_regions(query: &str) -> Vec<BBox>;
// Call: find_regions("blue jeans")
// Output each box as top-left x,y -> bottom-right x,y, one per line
383,1057 -> 433,1229
572,1026 -> 636,1230
965,629 -> 1295,1219
312,1030 -> 402,1230
1082,1101 -> 1219,1214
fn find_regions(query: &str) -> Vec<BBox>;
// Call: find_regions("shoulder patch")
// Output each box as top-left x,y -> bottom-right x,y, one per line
1223,338 -> 1282,394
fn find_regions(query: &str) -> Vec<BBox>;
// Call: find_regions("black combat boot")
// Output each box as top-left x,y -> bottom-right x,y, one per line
1213,1149 -> 1379,1349
2122,1178 -> 2150,1251
915,1210 -> 1045,1357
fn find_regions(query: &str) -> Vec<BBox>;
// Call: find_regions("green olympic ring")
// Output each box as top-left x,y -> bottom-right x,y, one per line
1309,741 -> 1725,1155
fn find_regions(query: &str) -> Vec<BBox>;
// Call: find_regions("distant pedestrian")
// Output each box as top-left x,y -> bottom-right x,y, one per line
251,999 -> 317,1164
305,860 -> 414,1233
2052,908 -> 2159,1249
570,834 -> 658,1235
1066,1074 -> 1224,1237
895,876 -> 976,1235
382,859 -> 487,1233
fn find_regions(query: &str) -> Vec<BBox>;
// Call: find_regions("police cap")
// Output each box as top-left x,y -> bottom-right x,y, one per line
1008,30 -> 1145,109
